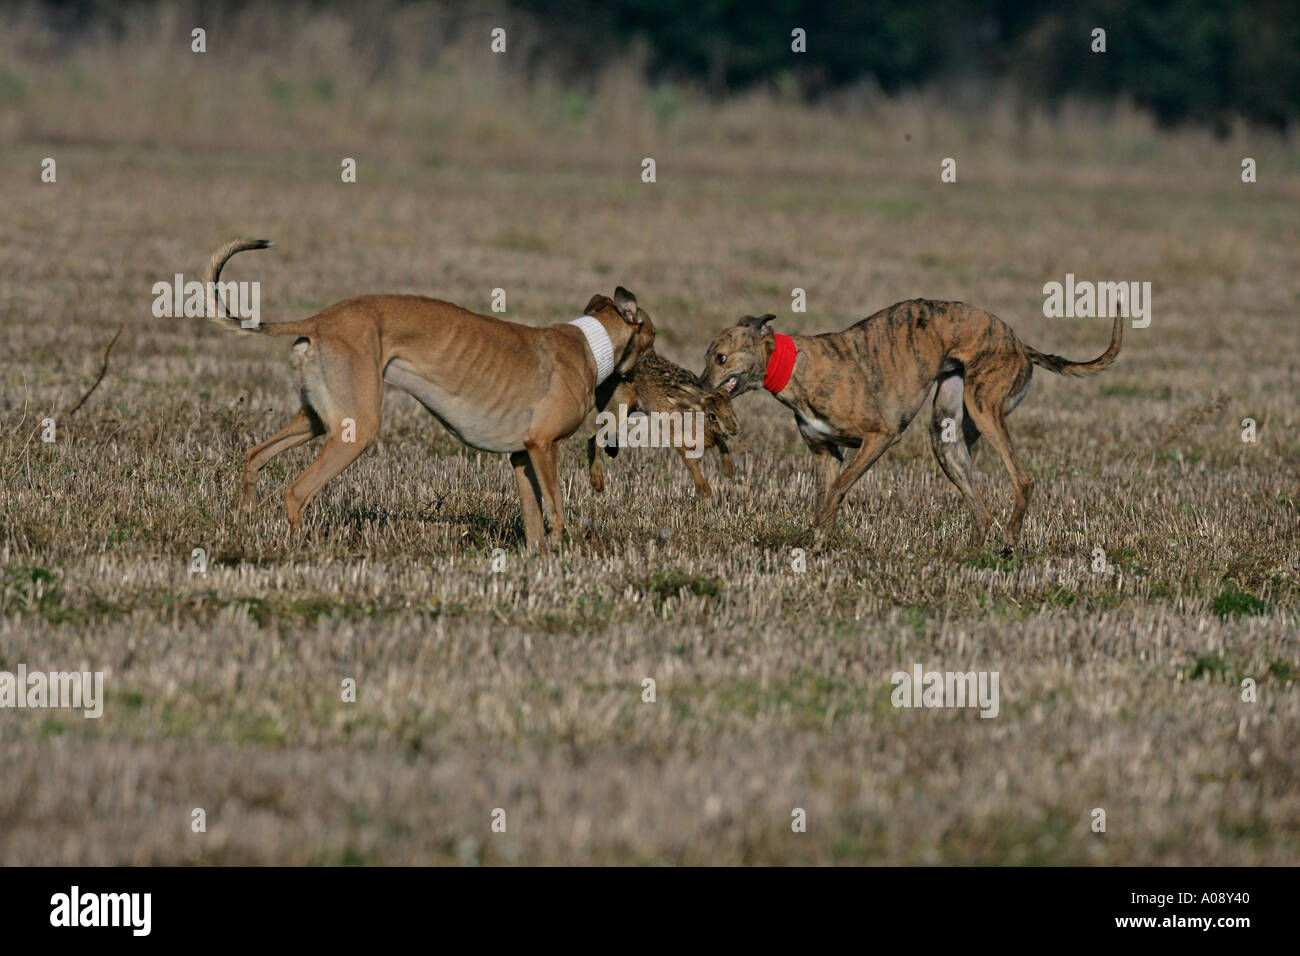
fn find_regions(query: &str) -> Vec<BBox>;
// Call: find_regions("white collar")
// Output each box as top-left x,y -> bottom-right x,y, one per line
568,315 -> 616,385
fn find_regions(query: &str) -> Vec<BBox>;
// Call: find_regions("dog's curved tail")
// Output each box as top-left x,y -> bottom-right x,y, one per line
204,238 -> 316,339
1025,313 -> 1122,377
203,238 -> 275,334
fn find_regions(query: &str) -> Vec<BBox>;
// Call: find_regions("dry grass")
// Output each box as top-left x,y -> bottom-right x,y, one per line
0,3 -> 1297,864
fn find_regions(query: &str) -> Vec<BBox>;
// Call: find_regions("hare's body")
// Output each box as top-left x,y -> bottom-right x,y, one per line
588,350 -> 738,497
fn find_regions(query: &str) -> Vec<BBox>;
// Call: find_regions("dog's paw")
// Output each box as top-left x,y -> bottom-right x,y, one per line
807,524 -> 831,547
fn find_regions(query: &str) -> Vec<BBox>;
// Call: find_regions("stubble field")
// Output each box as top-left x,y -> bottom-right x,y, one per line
1,8 -> 1297,864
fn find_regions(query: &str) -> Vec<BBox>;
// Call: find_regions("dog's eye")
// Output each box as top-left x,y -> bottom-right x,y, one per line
714,354 -> 727,366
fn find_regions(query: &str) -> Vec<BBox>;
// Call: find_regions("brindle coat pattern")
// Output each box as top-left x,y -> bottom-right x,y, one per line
699,299 -> 1122,551
587,349 -> 739,496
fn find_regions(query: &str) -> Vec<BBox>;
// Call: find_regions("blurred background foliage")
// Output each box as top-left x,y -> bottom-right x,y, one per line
525,0 -> 1299,132
23,0 -> 1300,133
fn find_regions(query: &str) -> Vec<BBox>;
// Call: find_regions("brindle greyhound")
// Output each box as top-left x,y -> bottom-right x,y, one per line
203,238 -> 653,548
699,300 -> 1122,551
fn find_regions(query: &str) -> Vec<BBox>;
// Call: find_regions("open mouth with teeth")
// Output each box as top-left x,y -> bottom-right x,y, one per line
720,375 -> 740,394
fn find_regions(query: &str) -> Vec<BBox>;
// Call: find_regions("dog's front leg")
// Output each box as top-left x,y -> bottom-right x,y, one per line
524,438 -> 565,545
586,435 -> 606,492
805,440 -> 842,515
812,431 -> 897,534
510,450 -> 546,549
585,380 -> 632,493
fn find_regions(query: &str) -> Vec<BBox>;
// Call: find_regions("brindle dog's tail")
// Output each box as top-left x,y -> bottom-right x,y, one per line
1025,313 -> 1122,377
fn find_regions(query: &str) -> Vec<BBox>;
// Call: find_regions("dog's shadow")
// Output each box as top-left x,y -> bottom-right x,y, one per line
329,505 -> 530,547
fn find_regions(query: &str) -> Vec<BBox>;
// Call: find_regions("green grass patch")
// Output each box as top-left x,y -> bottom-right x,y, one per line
1211,583 -> 1267,618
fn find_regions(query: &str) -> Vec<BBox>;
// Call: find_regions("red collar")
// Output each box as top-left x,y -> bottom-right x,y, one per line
762,334 -> 797,394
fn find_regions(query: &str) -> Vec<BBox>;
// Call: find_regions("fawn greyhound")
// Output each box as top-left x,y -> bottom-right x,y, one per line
699,300 -> 1122,551
204,238 -> 653,548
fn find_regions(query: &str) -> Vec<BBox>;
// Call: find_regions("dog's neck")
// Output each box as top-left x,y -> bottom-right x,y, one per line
762,333 -> 798,394
572,313 -> 637,385
758,333 -> 808,410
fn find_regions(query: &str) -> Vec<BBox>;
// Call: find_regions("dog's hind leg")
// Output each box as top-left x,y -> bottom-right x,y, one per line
283,347 -> 382,529
242,412 -> 323,509
929,373 -> 992,548
957,368 -> 1027,464
963,364 -> 1035,552
284,424 -> 379,528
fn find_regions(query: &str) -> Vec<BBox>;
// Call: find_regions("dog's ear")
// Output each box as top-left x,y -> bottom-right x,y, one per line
613,287 -> 640,324
584,294 -> 612,316
737,313 -> 776,336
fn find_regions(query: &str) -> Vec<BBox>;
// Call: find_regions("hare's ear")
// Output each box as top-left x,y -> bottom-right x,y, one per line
702,391 -> 729,413
613,287 -> 640,324
737,313 -> 776,336
662,386 -> 698,412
